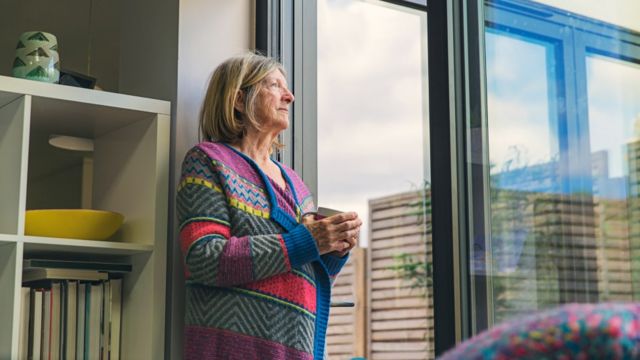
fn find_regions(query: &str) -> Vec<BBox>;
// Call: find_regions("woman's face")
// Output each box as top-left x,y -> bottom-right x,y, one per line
255,69 -> 294,132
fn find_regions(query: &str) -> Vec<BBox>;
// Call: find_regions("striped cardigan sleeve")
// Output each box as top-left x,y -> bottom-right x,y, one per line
176,148 -> 319,287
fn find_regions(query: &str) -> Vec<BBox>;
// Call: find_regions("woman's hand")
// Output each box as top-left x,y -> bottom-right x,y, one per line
303,212 -> 362,255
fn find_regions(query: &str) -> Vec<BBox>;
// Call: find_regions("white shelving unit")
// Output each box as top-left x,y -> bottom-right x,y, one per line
0,75 -> 169,359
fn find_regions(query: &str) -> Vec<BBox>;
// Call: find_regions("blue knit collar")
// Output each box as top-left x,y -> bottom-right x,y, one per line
222,143 -> 301,230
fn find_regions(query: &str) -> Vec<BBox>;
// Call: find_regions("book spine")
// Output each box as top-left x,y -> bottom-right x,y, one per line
23,278 -> 123,360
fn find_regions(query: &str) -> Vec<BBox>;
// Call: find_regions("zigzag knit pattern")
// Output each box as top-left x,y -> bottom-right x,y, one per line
177,142 -> 348,360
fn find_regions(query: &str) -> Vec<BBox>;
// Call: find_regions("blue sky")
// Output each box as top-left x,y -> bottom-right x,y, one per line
485,17 -> 640,181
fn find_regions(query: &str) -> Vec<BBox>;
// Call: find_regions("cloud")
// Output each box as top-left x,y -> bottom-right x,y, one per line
486,93 -> 554,171
317,0 -> 428,246
586,56 -> 640,177
534,0 -> 640,32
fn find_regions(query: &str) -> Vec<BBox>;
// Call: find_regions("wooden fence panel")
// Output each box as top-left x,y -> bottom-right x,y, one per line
325,190 -> 433,360
326,247 -> 367,360
368,191 -> 434,360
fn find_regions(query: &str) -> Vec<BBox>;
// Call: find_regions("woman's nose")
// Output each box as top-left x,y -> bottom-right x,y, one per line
283,88 -> 294,103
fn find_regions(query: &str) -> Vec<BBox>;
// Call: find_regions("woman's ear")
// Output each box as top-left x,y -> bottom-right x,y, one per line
234,89 -> 245,113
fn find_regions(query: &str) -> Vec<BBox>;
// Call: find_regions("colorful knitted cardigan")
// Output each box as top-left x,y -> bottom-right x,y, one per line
177,142 -> 347,359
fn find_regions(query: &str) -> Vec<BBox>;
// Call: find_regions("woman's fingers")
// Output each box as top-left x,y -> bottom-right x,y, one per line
306,211 -> 362,255
334,240 -> 349,252
343,234 -> 357,248
327,212 -> 358,224
335,219 -> 362,232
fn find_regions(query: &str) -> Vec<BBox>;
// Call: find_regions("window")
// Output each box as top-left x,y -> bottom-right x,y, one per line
317,1 -> 432,358
468,0 -> 640,331
258,0 -> 640,354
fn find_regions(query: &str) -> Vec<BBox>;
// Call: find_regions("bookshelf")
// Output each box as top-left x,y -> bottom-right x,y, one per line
0,75 -> 169,359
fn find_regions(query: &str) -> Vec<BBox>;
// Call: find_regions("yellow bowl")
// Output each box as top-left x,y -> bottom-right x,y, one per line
25,209 -> 124,241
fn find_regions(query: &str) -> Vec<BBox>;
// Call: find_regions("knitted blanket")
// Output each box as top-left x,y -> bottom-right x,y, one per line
177,142 -> 347,359
439,303 -> 640,359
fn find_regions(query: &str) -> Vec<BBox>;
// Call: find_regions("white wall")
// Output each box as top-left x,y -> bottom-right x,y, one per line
168,1 -> 254,358
118,0 -> 179,102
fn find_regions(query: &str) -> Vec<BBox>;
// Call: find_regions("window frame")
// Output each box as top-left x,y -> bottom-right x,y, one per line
260,0 -> 640,354
258,0 -> 463,355
256,0 -> 318,197
468,0 -> 640,333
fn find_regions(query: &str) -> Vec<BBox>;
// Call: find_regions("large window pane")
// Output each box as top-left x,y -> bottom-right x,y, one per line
486,31 -> 557,178
483,30 -> 563,324
318,0 -> 431,358
470,0 -> 640,331
586,55 -> 640,299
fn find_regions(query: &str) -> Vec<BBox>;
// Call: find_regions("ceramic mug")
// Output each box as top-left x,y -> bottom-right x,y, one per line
12,31 -> 60,83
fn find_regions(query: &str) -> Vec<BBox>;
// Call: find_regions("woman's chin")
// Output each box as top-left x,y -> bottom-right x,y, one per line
274,119 -> 290,131
261,123 -> 288,135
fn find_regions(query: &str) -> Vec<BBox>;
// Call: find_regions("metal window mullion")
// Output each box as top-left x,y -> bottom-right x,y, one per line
462,0 -> 490,338
292,0 -> 317,197
428,0 -> 461,355
381,0 -> 427,12
280,0 -> 294,167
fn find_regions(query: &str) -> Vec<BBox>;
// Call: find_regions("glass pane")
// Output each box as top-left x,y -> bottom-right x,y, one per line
317,0 -> 431,358
470,0 -> 640,332
535,0 -> 640,32
483,30 -> 562,325
486,31 -> 557,178
586,55 -> 640,299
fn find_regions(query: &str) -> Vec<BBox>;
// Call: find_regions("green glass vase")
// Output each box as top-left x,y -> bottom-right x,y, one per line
12,31 -> 60,83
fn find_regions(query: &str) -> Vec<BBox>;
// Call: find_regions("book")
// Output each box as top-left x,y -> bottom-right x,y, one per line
50,282 -> 61,360
65,281 -> 78,360
60,281 -> 67,360
101,281 -> 111,360
42,289 -> 51,360
76,283 -> 86,360
86,283 -> 103,360
23,268 -> 108,283
18,287 -> 30,360
109,279 -> 122,360
29,289 -> 43,360
24,259 -> 132,273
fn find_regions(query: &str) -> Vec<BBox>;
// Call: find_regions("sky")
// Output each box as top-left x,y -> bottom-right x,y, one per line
485,6 -> 640,180
316,0 -> 640,246
485,31 -> 555,173
586,57 -> 640,178
317,0 -> 428,247
536,0 -> 640,32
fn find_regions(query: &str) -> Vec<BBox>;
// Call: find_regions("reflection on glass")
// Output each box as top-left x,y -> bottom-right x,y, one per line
586,55 -> 640,300
318,0 -> 431,358
486,31 -> 556,176
484,27 -> 571,325
473,0 -> 640,331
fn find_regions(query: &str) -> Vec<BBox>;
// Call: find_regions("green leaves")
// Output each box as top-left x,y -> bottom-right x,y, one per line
388,252 -> 432,295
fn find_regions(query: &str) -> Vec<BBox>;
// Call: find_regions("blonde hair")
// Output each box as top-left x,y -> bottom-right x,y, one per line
200,52 -> 286,147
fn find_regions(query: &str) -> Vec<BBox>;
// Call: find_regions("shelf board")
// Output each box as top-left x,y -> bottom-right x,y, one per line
0,75 -> 170,115
29,96 -> 161,140
0,234 -> 19,244
22,236 -> 153,255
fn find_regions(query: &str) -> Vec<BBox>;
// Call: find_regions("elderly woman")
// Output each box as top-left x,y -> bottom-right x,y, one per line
177,53 -> 362,360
